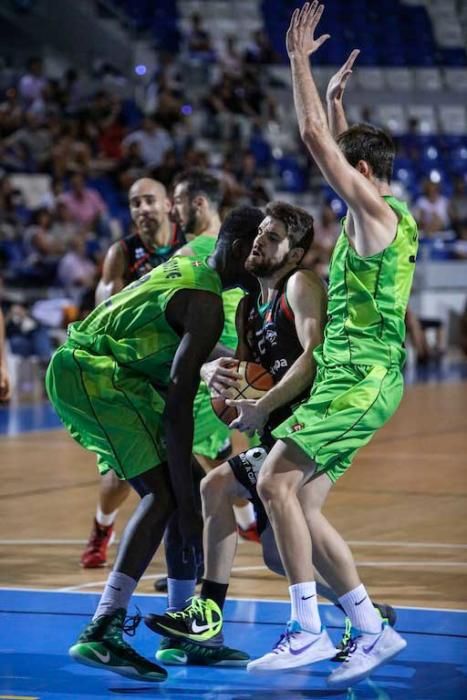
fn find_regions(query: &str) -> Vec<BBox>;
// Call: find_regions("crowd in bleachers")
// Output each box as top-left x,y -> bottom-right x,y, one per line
0,1 -> 466,369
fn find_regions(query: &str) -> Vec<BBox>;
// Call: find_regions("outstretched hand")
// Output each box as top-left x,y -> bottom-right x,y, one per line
227,398 -> 269,436
326,49 -> 360,102
286,1 -> 330,60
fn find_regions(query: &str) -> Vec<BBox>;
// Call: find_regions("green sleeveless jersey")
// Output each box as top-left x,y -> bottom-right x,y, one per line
67,255 -> 222,387
316,196 -> 418,368
188,234 -> 244,350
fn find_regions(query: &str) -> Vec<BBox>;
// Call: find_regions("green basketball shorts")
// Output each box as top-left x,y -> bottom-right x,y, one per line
273,364 -> 404,482
45,343 -> 167,480
192,381 -> 231,460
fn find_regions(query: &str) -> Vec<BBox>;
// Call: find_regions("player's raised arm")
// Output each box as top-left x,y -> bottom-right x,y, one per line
164,290 -> 224,545
326,49 -> 360,138
287,3 -> 396,254
95,242 -> 127,304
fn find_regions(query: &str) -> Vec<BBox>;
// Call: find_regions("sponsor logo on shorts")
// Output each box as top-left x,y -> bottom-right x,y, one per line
290,422 -> 304,433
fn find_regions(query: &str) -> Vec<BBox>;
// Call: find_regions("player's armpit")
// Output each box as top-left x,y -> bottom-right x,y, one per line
95,242 -> 127,304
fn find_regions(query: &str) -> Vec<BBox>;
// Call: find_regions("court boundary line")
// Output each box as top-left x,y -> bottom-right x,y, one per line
0,538 -> 466,549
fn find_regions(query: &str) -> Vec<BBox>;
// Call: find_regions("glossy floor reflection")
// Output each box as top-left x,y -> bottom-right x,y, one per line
0,589 -> 465,699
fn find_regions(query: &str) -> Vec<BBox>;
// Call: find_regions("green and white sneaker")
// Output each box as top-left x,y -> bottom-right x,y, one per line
332,602 -> 397,662
145,597 -> 223,643
156,635 -> 249,667
69,608 -> 167,682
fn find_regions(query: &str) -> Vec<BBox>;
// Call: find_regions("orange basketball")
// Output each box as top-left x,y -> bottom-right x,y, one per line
211,361 -> 274,426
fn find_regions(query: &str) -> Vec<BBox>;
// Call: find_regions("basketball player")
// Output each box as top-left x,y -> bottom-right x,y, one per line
46,206 -> 264,682
145,203 -> 396,665
80,178 -> 186,569
244,3 -> 414,685
0,307 -> 11,402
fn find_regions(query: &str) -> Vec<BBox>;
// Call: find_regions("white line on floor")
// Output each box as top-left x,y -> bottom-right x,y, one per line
0,538 -> 466,548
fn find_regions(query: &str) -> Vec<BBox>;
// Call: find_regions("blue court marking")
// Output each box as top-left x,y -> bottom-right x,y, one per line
0,588 -> 466,700
0,401 -> 61,435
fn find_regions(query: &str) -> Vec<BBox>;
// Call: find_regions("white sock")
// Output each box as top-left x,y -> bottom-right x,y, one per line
234,502 -> 256,530
96,506 -> 118,528
338,584 -> 382,634
289,581 -> 321,633
93,571 -> 137,620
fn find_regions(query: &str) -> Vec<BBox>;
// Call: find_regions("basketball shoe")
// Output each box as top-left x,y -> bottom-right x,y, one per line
327,623 -> 407,687
69,608 -> 167,682
237,522 -> 261,543
247,620 -> 337,672
156,634 -> 249,666
80,518 -> 115,568
145,597 -> 223,643
333,602 -> 397,662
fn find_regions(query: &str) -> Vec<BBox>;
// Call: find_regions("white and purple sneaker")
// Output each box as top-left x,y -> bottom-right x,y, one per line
247,620 -> 337,672
327,623 -> 407,687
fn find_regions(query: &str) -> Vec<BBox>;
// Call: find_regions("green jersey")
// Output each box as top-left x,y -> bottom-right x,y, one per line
316,196 -> 418,369
67,255 -> 222,388
187,234 -> 244,350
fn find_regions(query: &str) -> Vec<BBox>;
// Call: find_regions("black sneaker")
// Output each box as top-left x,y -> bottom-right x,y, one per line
332,602 -> 397,662
69,608 -> 167,682
145,597 -> 223,643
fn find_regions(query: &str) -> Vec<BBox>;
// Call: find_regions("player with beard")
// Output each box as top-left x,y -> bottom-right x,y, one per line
144,202 -> 397,665
80,178 -> 186,570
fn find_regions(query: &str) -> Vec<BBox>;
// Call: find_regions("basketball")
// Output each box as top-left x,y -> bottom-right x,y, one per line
211,361 -> 274,426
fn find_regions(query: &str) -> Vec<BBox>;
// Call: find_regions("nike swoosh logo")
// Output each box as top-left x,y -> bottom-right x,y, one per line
108,585 -> 121,591
301,594 -> 316,600
191,621 -> 214,633
363,637 -> 380,654
89,648 -> 111,663
355,596 -> 368,606
289,638 -> 320,656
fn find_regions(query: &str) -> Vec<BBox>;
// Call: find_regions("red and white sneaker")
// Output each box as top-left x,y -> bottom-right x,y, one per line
237,523 -> 260,543
80,519 -> 115,568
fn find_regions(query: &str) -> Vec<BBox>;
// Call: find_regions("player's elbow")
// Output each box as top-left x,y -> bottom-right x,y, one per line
300,119 -> 327,148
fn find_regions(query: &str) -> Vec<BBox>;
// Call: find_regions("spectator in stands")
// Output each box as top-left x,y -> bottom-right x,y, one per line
312,202 -> 341,279
405,307 -> 430,365
244,29 -> 278,65
57,234 -> 98,304
219,35 -> 243,77
122,114 -> 172,169
23,207 -> 66,281
186,12 -> 215,61
4,112 -> 52,172
414,179 -> 451,238
18,56 -> 48,110
39,175 -> 65,211
5,302 -> 52,366
51,122 -> 92,178
0,87 -> 23,138
150,149 -> 179,188
448,176 -> 467,238
58,172 -> 108,231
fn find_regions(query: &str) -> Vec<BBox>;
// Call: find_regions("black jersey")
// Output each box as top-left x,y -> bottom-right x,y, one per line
120,225 -> 186,283
243,271 -> 309,442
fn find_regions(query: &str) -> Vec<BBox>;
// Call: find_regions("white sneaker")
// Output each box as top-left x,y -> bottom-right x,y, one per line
247,621 -> 337,672
327,624 -> 407,688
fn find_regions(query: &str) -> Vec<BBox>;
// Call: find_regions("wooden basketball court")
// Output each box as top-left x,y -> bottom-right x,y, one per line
1,380 -> 466,610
